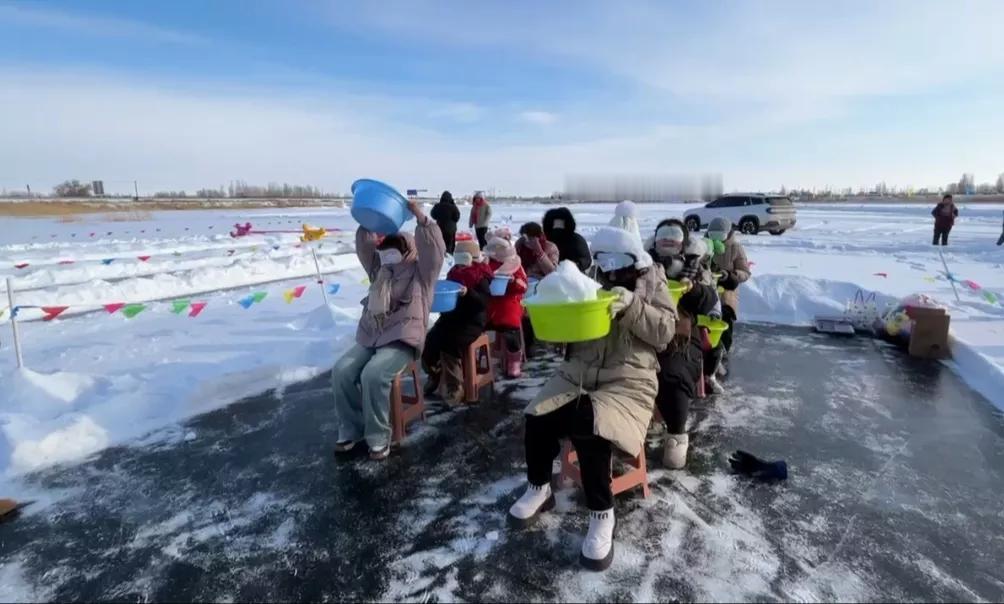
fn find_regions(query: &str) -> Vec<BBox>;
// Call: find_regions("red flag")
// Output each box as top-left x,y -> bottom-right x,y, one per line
42,306 -> 69,321
137,256 -> 151,262
873,272 -> 888,278
58,260 -> 75,265
14,263 -> 29,269
188,302 -> 207,317
293,285 -> 307,298
89,232 -> 96,237
104,303 -> 125,314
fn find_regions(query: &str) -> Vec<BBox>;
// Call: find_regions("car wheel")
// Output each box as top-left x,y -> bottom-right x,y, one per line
769,229 -> 785,236
685,216 -> 701,232
739,217 -> 759,235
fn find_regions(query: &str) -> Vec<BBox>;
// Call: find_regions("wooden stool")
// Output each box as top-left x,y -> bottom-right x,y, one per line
390,361 -> 426,445
559,440 -> 650,499
462,333 -> 494,403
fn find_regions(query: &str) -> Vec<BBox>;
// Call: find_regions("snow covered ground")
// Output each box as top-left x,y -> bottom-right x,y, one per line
1,201 -> 1002,492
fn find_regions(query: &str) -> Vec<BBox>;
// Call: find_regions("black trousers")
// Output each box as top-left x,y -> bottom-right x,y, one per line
442,228 -> 457,254
933,227 -> 950,246
657,346 -> 700,434
525,396 -> 613,511
720,304 -> 737,353
998,231 -> 1004,246
476,227 -> 489,249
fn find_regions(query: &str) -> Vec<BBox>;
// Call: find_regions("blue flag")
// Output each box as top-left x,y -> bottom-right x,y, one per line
238,296 -> 255,309
328,283 -> 341,295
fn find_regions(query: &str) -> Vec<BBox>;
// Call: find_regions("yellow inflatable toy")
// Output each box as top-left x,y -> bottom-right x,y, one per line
300,224 -> 327,242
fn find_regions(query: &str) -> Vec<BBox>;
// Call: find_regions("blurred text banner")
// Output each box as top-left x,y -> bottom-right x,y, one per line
564,173 -> 722,203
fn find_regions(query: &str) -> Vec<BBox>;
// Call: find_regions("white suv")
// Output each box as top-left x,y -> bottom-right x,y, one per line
684,194 -> 797,236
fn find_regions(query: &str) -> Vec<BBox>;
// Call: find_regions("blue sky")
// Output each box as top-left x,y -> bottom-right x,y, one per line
1,0 -> 1003,196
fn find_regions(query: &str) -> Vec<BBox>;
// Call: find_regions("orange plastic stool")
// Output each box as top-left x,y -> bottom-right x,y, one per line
390,361 -> 426,445
559,440 -> 650,499
462,333 -> 494,403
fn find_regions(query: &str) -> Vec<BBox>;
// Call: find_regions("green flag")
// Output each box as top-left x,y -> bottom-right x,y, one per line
122,303 -> 146,319
251,291 -> 267,303
171,299 -> 191,314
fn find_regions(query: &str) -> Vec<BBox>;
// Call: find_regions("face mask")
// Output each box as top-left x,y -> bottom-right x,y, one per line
656,240 -> 683,257
598,268 -> 638,291
378,249 -> 403,266
552,219 -> 566,230
453,252 -> 473,266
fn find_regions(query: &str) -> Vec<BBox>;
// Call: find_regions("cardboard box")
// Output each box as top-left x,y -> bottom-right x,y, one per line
907,307 -> 951,359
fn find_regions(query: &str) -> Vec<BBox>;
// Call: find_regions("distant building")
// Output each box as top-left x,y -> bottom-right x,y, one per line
92,180 -> 105,196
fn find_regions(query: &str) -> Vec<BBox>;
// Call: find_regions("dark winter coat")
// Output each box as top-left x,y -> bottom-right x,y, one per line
932,201 -> 958,231
431,193 -> 461,252
428,263 -> 492,357
543,207 -> 592,272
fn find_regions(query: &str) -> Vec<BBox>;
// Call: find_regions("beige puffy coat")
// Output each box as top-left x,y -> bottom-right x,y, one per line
711,235 -> 750,312
525,265 -> 677,456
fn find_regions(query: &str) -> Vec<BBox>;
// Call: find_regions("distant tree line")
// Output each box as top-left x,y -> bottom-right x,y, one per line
45,180 -> 331,198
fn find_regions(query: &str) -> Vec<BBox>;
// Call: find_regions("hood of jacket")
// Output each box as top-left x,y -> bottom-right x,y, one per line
543,207 -> 578,238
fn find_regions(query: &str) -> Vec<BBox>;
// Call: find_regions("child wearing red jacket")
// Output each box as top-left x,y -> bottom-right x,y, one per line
484,236 -> 528,378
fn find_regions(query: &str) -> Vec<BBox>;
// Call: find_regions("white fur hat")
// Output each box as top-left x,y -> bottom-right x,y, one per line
590,226 -> 653,270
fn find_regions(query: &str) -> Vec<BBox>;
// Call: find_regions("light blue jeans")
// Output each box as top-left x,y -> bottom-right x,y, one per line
331,343 -> 414,449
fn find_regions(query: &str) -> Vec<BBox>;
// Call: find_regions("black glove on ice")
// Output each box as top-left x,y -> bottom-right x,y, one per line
728,450 -> 788,481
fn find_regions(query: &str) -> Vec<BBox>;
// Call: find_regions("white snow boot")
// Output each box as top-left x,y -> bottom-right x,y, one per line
707,375 -> 725,395
580,508 -> 615,571
508,483 -> 555,528
662,433 -> 689,469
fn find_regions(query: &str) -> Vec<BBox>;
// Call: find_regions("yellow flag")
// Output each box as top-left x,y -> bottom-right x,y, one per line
283,289 -> 296,304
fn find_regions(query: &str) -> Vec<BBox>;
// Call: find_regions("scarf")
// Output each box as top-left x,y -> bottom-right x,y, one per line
367,243 -> 416,318
469,196 -> 486,227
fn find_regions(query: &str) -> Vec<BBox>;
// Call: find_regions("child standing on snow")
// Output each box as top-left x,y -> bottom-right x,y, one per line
484,236 -> 528,378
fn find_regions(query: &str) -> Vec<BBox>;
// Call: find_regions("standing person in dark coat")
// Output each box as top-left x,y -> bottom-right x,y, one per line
542,207 -> 592,272
996,211 -> 1003,246
431,191 -> 461,254
421,238 -> 493,405
931,194 -> 959,246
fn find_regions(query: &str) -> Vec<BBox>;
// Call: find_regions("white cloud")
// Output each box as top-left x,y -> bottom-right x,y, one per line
518,111 -> 557,126
0,4 -> 208,46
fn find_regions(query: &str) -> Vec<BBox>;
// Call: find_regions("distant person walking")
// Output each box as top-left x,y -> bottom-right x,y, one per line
470,192 -> 493,248
931,194 -> 958,246
997,211 -> 1004,246
431,190 -> 461,254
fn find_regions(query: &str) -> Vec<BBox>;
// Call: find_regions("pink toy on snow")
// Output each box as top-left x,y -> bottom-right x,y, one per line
230,222 -> 253,238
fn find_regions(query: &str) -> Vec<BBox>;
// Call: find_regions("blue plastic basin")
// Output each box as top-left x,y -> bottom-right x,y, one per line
431,280 -> 464,313
490,275 -> 511,296
351,178 -> 412,235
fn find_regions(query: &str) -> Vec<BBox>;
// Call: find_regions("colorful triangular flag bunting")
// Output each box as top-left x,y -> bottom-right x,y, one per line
122,304 -> 146,319
251,291 -> 267,303
189,301 -> 207,317
283,289 -> 296,304
171,299 -> 191,314
137,256 -> 151,262
104,303 -> 125,314
14,263 -> 28,269
238,295 -> 255,309
293,285 -> 306,299
41,306 -> 69,321
984,291 -> 998,304
328,283 -> 341,295
101,258 -> 114,265
58,260 -> 74,265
